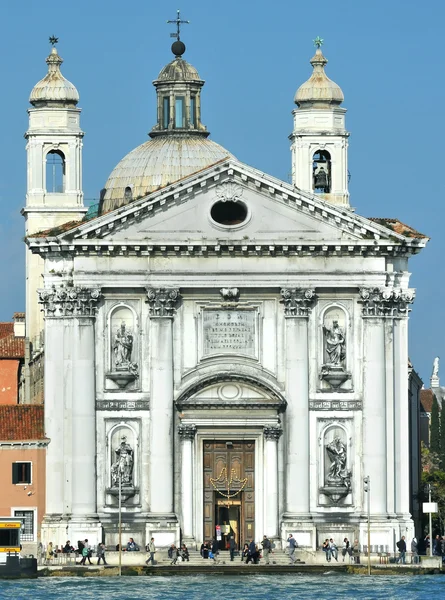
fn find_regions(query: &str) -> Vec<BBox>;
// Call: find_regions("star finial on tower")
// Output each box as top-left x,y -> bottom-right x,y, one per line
167,9 -> 190,42
49,35 -> 59,47
313,36 -> 324,49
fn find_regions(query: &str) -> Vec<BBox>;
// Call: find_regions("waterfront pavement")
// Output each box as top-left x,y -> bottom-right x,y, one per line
37,549 -> 443,576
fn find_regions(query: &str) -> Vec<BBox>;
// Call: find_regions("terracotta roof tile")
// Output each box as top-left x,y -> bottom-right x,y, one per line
0,334 -> 25,359
420,389 -> 435,413
368,218 -> 428,240
0,323 -> 14,340
0,405 -> 45,440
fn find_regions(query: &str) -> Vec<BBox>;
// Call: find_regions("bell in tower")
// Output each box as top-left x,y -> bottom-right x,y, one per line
313,150 -> 331,193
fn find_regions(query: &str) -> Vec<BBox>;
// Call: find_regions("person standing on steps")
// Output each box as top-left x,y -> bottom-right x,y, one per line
211,538 -> 219,564
261,535 -> 272,565
229,536 -> 236,562
341,538 -> 352,562
287,534 -> 298,564
352,539 -> 360,564
145,537 -> 156,566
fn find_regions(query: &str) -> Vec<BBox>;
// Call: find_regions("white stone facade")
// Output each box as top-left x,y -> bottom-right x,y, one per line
24,42 -> 428,552
29,162 -> 426,550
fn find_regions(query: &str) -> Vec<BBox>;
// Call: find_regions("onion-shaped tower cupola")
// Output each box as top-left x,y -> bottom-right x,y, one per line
290,39 -> 350,207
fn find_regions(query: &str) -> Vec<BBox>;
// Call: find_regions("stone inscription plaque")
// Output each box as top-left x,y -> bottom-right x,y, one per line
203,310 -> 256,357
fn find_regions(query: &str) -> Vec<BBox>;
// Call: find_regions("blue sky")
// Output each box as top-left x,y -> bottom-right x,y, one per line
0,0 -> 442,383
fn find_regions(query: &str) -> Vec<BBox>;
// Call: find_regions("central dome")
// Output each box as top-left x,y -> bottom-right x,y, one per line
100,43 -> 233,214
100,135 -> 233,212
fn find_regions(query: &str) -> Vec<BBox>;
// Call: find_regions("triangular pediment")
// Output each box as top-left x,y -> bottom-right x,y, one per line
27,160 -> 427,256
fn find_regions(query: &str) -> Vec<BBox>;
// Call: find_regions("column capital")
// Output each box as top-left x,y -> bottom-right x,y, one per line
178,424 -> 197,440
146,287 -> 181,318
359,287 -> 415,318
38,285 -> 101,318
263,426 -> 283,441
280,288 -> 317,317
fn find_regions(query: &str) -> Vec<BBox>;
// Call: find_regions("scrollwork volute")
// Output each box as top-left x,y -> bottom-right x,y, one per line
146,287 -> 181,317
359,287 -> 415,318
280,288 -> 317,317
38,285 -> 102,318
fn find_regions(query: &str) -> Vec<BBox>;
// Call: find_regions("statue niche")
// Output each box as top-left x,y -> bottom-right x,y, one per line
106,429 -> 139,504
319,426 -> 352,505
106,306 -> 139,388
320,307 -> 351,390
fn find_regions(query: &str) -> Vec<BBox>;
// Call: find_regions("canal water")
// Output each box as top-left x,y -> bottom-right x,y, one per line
0,574 -> 443,600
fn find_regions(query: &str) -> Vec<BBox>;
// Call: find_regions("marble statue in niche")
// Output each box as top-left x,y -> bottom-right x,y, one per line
323,320 -> 346,367
320,307 -> 351,390
113,321 -> 134,368
319,426 -> 352,505
111,435 -> 134,487
326,436 -> 350,488
107,306 -> 139,387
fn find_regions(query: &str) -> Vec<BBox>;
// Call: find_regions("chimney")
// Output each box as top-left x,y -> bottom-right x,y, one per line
13,312 -> 25,338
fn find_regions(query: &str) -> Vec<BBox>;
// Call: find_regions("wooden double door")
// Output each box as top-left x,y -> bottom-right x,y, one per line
203,440 -> 255,549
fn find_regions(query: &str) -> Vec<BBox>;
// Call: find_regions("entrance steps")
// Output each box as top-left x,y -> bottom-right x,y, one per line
173,550 -> 306,566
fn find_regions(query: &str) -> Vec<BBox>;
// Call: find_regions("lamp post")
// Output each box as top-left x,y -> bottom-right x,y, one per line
423,484 -> 438,558
428,484 -> 432,558
118,470 -> 122,577
363,475 -> 371,575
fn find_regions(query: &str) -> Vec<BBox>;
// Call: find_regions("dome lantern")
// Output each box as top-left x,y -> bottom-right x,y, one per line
100,15 -> 233,214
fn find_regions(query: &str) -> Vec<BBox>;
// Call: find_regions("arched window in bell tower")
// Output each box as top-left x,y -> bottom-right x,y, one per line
45,150 -> 66,193
313,150 -> 331,194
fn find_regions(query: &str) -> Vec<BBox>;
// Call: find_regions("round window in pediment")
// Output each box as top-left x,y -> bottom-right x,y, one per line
210,200 -> 248,227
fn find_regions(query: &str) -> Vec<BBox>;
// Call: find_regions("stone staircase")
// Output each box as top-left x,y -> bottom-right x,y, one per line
169,549 -> 306,566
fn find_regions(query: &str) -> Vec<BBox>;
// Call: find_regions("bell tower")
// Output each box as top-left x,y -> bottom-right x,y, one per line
290,39 -> 350,207
23,39 -> 87,343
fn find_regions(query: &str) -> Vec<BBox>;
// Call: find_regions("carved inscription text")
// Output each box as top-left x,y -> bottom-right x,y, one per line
203,310 -> 256,357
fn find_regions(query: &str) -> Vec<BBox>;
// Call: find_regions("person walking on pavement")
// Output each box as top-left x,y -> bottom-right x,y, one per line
79,539 -> 93,566
396,536 -> 407,564
145,537 -> 156,566
229,536 -> 236,562
287,534 -> 298,564
97,543 -> 108,565
261,535 -> 272,565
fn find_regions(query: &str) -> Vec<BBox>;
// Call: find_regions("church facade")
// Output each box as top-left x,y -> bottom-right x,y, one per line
24,37 -> 428,550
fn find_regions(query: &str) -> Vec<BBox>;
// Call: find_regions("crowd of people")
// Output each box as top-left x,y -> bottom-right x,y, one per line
322,537 -> 360,563
42,532 -> 445,567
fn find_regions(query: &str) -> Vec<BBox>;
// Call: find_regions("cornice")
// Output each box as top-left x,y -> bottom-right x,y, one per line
0,440 -> 49,448
28,239 -> 423,258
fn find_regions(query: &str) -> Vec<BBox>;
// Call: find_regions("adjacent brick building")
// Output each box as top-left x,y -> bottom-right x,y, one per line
0,405 -> 47,553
